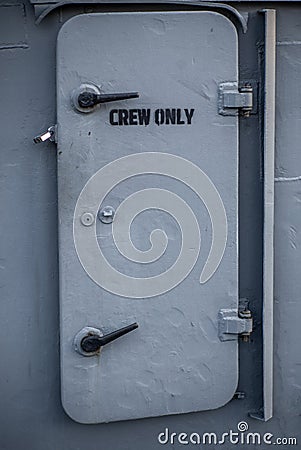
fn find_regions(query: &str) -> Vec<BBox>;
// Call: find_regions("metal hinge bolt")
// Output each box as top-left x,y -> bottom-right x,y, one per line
239,84 -> 253,117
238,298 -> 253,342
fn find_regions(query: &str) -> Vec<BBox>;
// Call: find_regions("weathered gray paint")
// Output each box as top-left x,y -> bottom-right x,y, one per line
0,1 -> 300,449
57,11 -> 239,423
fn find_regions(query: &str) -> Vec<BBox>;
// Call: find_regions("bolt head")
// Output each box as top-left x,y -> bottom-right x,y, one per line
98,206 -> 115,224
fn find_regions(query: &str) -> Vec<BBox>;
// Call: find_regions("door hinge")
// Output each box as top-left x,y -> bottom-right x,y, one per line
218,299 -> 253,341
218,82 -> 254,117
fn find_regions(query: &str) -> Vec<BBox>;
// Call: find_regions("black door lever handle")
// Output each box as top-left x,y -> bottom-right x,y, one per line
80,322 -> 138,353
78,91 -> 139,108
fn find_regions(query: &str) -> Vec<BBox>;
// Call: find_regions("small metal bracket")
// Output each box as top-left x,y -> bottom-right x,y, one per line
218,303 -> 253,342
233,391 -> 246,400
33,124 -> 57,144
218,82 -> 254,117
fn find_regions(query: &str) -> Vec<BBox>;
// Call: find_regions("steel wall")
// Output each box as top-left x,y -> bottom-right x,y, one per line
0,1 -> 300,449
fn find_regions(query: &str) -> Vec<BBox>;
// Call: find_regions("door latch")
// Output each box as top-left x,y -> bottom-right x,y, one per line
74,323 -> 139,356
72,82 -> 139,113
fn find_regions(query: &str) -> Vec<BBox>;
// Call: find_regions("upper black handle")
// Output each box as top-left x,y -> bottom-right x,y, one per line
81,322 -> 138,353
78,91 -> 139,108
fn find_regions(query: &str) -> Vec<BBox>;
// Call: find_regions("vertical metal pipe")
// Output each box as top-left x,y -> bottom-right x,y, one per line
262,8 -> 276,422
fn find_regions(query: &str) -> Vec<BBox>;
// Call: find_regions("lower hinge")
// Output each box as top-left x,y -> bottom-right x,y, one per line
218,82 -> 255,117
218,299 -> 253,341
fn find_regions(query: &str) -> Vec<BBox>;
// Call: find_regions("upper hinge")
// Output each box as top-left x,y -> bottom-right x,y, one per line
218,299 -> 253,342
218,82 -> 254,117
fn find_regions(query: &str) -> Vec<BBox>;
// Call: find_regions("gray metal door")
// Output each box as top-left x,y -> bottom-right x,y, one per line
57,11 -> 239,424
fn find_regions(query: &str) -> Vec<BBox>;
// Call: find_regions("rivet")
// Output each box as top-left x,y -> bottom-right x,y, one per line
80,212 -> 95,226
